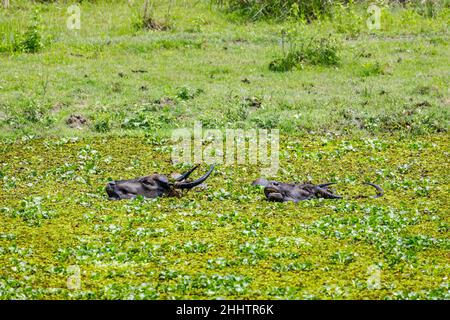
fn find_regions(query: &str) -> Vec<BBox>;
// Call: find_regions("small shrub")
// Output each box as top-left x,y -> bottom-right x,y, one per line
23,105 -> 45,123
14,99 -> 54,127
225,104 -> 249,122
358,61 -> 385,77
269,34 -> 341,72
250,113 -> 280,129
13,10 -> 44,53
331,3 -> 364,37
122,113 -> 157,130
269,50 -> 301,72
176,86 -> 203,100
93,118 -> 112,133
122,110 -> 174,130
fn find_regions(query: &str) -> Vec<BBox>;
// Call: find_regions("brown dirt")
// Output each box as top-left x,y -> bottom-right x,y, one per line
66,114 -> 88,129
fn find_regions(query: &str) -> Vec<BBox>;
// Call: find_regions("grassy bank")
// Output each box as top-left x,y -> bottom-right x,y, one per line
0,0 -> 448,138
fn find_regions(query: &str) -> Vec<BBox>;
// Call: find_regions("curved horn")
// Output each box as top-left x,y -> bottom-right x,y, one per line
363,182 -> 384,198
174,165 -> 215,189
175,164 -> 199,182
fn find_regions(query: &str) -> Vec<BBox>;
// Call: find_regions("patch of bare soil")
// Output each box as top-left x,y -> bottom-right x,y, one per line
66,114 -> 88,129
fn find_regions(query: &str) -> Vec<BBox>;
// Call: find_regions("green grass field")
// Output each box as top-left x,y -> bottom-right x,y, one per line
0,0 -> 449,299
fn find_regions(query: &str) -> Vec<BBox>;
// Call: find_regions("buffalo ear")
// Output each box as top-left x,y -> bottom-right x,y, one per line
252,178 -> 270,187
154,175 -> 170,186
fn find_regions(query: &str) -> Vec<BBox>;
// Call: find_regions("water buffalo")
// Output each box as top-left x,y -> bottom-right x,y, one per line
252,179 -> 384,203
106,165 -> 214,200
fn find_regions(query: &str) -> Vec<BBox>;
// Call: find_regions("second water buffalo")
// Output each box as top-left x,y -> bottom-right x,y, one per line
252,178 -> 383,203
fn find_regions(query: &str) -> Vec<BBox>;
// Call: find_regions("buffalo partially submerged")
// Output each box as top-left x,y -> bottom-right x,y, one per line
106,165 -> 214,200
253,179 -> 384,203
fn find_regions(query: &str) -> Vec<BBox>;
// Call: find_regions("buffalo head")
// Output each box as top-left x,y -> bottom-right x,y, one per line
252,178 -> 383,203
106,165 -> 214,200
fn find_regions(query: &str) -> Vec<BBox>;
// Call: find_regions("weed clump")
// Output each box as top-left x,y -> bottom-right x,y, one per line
93,118 -> 111,133
269,33 -> 341,72
214,0 -> 334,21
13,10 -> 45,53
358,61 -> 385,77
176,86 -> 204,100
133,0 -> 172,31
